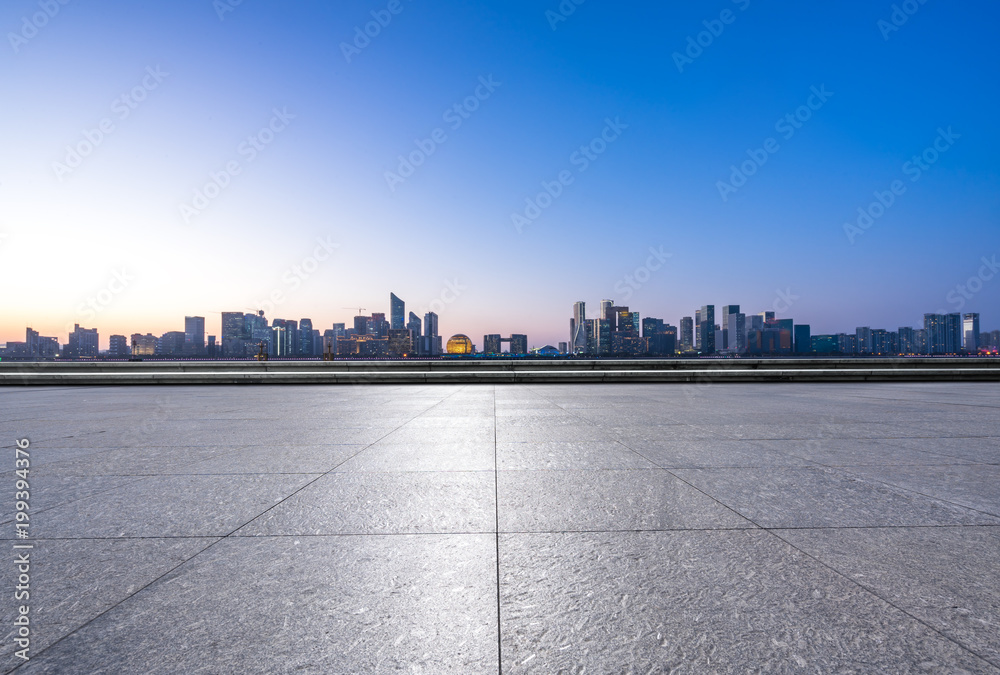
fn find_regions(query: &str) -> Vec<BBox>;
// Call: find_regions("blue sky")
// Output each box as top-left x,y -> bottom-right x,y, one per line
2,0 -> 998,348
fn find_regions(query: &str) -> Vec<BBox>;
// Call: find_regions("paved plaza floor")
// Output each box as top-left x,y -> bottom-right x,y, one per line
1,383 -> 999,673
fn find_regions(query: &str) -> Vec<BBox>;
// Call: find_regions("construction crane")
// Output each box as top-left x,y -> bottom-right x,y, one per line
342,307 -> 367,316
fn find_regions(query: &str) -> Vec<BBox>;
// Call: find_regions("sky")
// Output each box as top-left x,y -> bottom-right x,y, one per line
2,0 -> 998,349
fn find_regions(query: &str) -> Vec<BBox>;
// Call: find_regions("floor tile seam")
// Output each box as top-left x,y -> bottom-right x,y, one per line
4,535 -> 223,673
820,465 -> 1000,521
492,385 -> 503,675
0,474 -> 152,526
7,523 -> 1000,542
519,387 -> 769,532
224,385 -> 475,541
761,526 -> 1000,670
848,395 -> 1000,411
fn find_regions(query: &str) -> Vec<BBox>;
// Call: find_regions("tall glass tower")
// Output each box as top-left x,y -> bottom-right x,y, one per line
390,293 -> 405,330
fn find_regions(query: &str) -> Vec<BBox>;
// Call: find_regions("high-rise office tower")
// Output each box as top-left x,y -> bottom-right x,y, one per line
423,312 -> 438,338
923,314 -> 946,354
962,313 -> 980,353
371,313 -> 388,338
221,312 -> 245,356
509,334 -> 528,355
794,324 -> 811,353
423,312 -> 440,356
680,317 -> 693,350
600,299 -> 613,323
390,293 -> 405,330
617,308 -> 636,336
698,305 -> 715,354
571,302 -> 587,353
720,305 -> 745,353
694,309 -> 701,349
855,327 -> 873,354
483,334 -> 502,354
299,318 -> 314,356
898,327 -> 916,354
354,315 -> 368,335
184,316 -> 206,356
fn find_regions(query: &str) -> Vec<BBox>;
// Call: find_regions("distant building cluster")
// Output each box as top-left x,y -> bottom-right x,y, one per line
566,300 -> 996,357
1,296 -> 996,360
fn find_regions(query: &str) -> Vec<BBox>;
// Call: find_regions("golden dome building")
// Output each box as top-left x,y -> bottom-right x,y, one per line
445,334 -> 474,355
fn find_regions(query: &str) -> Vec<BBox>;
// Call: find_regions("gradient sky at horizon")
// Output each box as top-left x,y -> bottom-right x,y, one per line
2,0 -> 999,349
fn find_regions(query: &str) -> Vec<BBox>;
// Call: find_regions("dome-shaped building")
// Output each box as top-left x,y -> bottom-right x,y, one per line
446,334 -> 474,355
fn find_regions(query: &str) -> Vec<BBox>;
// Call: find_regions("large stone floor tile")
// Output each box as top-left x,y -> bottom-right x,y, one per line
14,535 -> 498,674
625,439 -> 814,468
0,537 -> 217,672
837,464 -> 1000,517
884,437 -> 1000,464
336,442 -> 494,472
497,469 -> 753,532
237,471 -> 496,535
185,444 -> 365,474
499,530 -> 995,673
752,438 -> 975,467
30,474 -> 318,538
497,441 -> 655,470
672,467 -> 1000,528
779,526 -> 1000,667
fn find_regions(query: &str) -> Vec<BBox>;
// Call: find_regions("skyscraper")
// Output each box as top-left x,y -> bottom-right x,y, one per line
571,301 -> 587,354
617,308 -> 636,336
354,315 -> 368,335
390,293 -> 405,330
963,313 -> 980,353
924,314 -> 946,354
698,305 -> 715,355
679,317 -> 693,351
483,334 -> 502,354
423,312 -> 438,338
856,327 -> 873,354
184,316 -> 206,356
720,305 -> 745,353
423,312 -> 440,356
299,318 -> 314,356
600,299 -> 613,322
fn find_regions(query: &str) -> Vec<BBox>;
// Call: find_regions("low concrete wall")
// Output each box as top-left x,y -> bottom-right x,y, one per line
2,358 -> 998,385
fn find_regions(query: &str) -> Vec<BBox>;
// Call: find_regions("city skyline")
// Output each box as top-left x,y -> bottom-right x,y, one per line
2,2 -> 999,349
4,289 -> 995,358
